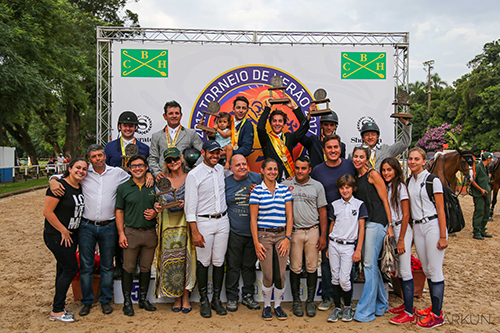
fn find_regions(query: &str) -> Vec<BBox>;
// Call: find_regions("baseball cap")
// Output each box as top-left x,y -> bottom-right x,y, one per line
163,147 -> 180,160
202,140 -> 222,152
482,152 -> 493,160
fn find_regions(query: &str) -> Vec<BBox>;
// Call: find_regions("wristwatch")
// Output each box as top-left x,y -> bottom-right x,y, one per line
285,235 -> 292,241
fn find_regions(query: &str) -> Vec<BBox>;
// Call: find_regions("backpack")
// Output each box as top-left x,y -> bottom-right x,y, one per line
407,173 -> 465,233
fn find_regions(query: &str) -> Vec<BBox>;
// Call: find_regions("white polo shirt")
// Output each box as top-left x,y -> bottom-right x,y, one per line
387,183 -> 409,222
329,196 -> 368,242
407,169 -> 443,221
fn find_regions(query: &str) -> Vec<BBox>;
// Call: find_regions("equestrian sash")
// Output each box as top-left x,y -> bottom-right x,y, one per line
269,132 -> 295,177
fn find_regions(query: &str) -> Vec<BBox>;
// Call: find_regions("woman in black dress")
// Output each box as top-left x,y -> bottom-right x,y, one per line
43,158 -> 87,322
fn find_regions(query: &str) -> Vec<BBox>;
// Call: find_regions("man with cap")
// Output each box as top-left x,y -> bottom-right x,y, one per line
360,118 -> 412,170
104,111 -> 150,167
294,103 -> 346,168
257,99 -> 309,182
149,100 -> 203,180
184,140 -> 229,318
224,154 -> 261,312
471,152 -> 493,240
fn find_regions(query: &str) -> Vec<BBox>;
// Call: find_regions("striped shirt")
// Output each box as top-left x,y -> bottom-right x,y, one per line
249,181 -> 293,228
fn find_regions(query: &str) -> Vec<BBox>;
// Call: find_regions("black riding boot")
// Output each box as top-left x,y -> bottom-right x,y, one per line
211,265 -> 227,315
122,270 -> 134,316
138,271 -> 156,311
305,272 -> 317,317
290,271 -> 304,317
197,261 -> 212,318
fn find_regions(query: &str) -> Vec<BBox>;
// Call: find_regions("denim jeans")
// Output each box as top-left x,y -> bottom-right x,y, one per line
78,219 -> 117,304
354,222 -> 388,322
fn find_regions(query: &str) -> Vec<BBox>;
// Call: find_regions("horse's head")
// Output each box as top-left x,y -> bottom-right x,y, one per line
456,146 -> 476,179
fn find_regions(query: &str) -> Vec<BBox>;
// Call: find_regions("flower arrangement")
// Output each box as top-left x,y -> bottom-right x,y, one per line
417,123 -> 463,152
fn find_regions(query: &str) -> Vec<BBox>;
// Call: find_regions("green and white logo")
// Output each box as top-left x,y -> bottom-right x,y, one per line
341,52 -> 386,79
121,49 -> 168,77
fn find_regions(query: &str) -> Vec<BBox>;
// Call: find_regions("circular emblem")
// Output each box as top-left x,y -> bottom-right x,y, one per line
314,88 -> 327,100
207,101 -> 220,114
125,143 -> 138,156
136,114 -> 152,135
157,178 -> 172,192
356,116 -> 376,132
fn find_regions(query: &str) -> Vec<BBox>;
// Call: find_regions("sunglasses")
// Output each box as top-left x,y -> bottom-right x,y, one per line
165,156 -> 181,164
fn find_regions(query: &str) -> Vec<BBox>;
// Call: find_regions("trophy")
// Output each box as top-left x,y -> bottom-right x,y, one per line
121,143 -> 139,171
268,75 -> 290,105
155,178 -> 181,209
391,90 -> 414,119
195,101 -> 219,133
310,88 -> 334,116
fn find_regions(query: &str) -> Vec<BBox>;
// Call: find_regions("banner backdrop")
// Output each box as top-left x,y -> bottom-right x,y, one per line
112,43 -> 395,171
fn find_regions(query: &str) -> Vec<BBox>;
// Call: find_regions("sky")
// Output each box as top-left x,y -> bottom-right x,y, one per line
124,0 -> 500,87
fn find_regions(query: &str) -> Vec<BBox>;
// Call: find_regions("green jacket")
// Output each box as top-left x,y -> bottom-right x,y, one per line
471,161 -> 491,196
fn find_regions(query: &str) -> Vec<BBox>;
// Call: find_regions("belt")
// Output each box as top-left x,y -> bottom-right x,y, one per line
293,224 -> 319,232
198,211 -> 227,219
86,219 -> 113,226
394,220 -> 402,226
329,237 -> 355,245
258,227 -> 285,233
413,214 -> 438,224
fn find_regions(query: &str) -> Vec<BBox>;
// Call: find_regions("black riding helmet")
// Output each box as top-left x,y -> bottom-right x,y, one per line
320,110 -> 339,124
184,148 -> 201,169
360,121 -> 380,136
118,111 -> 140,125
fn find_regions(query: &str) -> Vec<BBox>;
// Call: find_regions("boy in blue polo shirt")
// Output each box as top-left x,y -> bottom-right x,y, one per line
327,174 -> 367,323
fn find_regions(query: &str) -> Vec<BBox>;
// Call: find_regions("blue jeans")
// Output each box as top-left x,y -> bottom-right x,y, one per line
354,222 -> 388,322
79,219 -> 117,304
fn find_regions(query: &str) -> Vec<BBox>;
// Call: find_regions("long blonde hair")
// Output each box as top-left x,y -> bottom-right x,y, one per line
162,156 -> 187,177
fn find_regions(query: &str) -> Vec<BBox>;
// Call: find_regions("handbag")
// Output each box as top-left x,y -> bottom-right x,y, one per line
379,234 -> 398,276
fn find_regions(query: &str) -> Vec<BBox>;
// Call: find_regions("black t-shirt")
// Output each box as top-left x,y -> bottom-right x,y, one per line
44,178 -> 85,235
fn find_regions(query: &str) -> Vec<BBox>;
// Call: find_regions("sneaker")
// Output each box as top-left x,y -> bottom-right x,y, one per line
417,312 -> 444,328
262,306 -> 272,320
342,306 -> 353,322
390,309 -> 415,324
327,307 -> 342,322
242,294 -> 260,310
350,301 -> 356,311
50,312 -> 75,323
389,303 -> 406,314
226,300 -> 238,312
318,297 -> 334,311
274,306 -> 288,320
416,306 -> 443,318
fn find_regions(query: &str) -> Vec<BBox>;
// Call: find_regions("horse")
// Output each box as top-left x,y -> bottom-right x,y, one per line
427,147 -> 476,193
488,158 -> 500,219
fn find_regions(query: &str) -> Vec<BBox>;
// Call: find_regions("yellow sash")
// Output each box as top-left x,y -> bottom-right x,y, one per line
165,126 -> 181,148
269,132 -> 295,177
231,117 -> 247,147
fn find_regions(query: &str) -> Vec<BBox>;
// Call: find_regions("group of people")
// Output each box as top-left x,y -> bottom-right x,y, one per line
42,95 -> 451,328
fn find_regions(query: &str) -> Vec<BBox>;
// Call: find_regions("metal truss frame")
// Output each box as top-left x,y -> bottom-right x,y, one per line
96,27 -> 409,145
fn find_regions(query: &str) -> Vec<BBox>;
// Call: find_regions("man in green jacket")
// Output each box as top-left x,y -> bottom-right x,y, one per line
471,152 -> 493,240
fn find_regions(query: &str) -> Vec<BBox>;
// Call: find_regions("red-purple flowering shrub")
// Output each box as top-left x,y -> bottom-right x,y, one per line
416,123 -> 462,152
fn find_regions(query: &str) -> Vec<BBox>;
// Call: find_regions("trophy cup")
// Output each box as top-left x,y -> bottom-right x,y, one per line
310,88 -> 334,116
195,101 -> 219,133
268,75 -> 290,105
121,143 -> 139,171
155,177 -> 181,209
391,90 -> 414,119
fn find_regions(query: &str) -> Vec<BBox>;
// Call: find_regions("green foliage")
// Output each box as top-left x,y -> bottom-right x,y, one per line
411,39 -> 500,153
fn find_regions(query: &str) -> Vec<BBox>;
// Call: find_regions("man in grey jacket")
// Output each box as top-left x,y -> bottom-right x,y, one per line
148,100 -> 204,179
360,118 -> 412,170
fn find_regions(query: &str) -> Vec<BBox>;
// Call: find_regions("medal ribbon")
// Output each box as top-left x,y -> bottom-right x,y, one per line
369,149 -> 376,169
165,126 -> 182,148
231,117 -> 247,147
120,136 -> 136,166
269,131 -> 295,177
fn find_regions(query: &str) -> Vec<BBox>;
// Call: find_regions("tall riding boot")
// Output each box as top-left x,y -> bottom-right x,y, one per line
197,261 -> 212,318
138,271 -> 156,311
121,270 -> 134,316
305,272 -> 317,317
290,271 -> 304,317
211,265 -> 227,315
